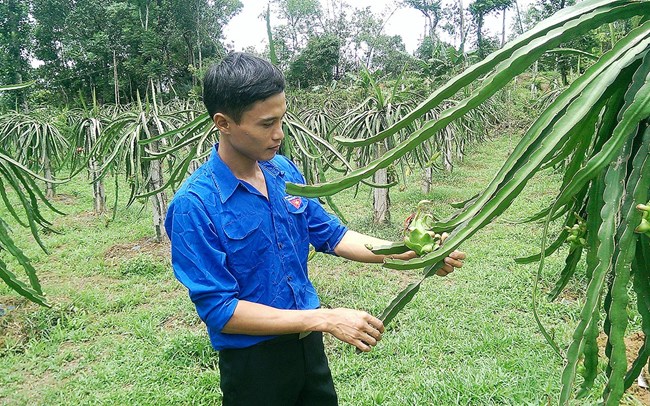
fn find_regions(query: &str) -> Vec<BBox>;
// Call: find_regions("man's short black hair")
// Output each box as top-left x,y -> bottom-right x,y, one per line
203,52 -> 286,124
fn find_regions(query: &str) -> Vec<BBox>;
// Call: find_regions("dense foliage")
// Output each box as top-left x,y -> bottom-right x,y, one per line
1,0 -> 243,107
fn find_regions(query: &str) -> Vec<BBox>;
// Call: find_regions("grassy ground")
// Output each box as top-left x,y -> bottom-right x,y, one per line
0,133 -> 646,405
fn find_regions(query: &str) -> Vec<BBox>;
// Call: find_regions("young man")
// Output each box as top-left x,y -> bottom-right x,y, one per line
165,52 -> 466,405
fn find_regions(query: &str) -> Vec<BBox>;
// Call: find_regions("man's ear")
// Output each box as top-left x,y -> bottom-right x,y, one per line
213,113 -> 231,134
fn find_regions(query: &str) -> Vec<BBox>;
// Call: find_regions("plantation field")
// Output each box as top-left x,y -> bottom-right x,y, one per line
0,133 -> 647,405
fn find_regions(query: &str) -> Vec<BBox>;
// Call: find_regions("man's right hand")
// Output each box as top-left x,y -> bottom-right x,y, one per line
320,308 -> 384,352
222,301 -> 385,352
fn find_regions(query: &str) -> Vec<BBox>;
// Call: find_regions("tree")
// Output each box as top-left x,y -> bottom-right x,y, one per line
0,108 -> 69,198
27,0 -> 242,105
523,0 -> 577,85
319,0 -> 353,41
318,0 -> 352,78
272,0 -> 322,61
335,71 -> 424,224
415,36 -> 464,78
287,35 -> 341,88
469,0 -> 514,58
348,7 -> 416,75
69,93 -> 111,214
402,0 -> 442,38
0,82 -> 62,307
167,0 -> 243,89
525,0 -> 575,21
97,88 -> 184,242
440,0 -> 468,52
0,0 -> 31,109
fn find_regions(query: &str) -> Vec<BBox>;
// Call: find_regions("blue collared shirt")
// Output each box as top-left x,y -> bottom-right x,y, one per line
165,145 -> 348,350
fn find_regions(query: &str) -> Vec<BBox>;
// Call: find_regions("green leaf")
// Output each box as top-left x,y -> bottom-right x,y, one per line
545,47 -> 599,60
379,281 -> 422,326
0,81 -> 34,91
547,248 -> 583,302
0,221 -> 49,307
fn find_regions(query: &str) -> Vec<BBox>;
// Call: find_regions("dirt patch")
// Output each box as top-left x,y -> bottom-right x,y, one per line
595,331 -> 649,404
50,193 -> 78,205
37,274 -> 118,299
0,295 -> 27,312
65,210 -> 103,223
49,209 -> 107,234
0,297 -> 38,353
0,276 -> 117,351
553,286 -> 582,303
104,237 -> 170,265
12,365 -> 61,405
625,332 -> 650,405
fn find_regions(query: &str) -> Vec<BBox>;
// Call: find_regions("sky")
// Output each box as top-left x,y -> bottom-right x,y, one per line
222,0 -> 535,54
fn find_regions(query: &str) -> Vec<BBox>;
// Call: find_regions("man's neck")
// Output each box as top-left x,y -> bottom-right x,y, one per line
217,143 -> 260,181
217,144 -> 268,197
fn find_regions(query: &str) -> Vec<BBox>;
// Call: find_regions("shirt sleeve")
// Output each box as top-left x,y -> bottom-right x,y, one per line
305,197 -> 348,254
275,155 -> 348,254
165,194 -> 239,332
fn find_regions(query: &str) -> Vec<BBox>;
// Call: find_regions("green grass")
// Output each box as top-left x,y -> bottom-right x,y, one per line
0,134 -> 646,405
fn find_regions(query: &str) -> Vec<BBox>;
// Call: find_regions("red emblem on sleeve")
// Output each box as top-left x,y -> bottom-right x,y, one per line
288,196 -> 302,209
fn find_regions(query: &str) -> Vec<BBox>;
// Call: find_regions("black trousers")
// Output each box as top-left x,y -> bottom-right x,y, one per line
218,332 -> 338,405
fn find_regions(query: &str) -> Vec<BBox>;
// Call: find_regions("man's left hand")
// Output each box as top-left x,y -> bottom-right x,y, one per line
436,232 -> 465,276
387,232 -> 466,276
437,249 -> 465,276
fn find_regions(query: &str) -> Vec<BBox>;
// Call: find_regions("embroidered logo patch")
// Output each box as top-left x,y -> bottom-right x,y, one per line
286,196 -> 302,209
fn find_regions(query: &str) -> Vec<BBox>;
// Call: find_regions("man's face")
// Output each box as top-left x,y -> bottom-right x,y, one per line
215,92 -> 287,163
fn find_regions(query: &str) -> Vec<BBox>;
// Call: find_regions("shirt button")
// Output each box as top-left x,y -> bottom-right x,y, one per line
287,276 -> 292,281
278,242 -> 284,249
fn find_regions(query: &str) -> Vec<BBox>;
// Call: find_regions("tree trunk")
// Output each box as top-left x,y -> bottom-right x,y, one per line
89,157 -> 106,214
431,13 -> 439,36
113,50 -> 120,105
514,0 -> 524,34
477,16 -> 484,58
43,154 -> 55,199
559,57 -> 569,86
421,166 -> 433,195
531,60 -> 538,97
197,26 -> 203,73
443,129 -> 454,172
501,9 -> 506,47
372,144 -> 390,224
149,164 -> 168,243
188,142 -> 205,175
458,0 -> 465,50
184,33 -> 196,87
423,16 -> 428,39
148,136 -> 168,243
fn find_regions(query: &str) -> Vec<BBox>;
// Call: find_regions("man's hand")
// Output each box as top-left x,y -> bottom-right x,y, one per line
437,249 -> 466,276
322,308 -> 384,352
388,232 -> 466,276
436,232 -> 465,276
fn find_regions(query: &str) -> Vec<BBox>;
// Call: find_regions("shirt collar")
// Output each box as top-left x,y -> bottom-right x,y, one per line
208,143 -> 285,203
